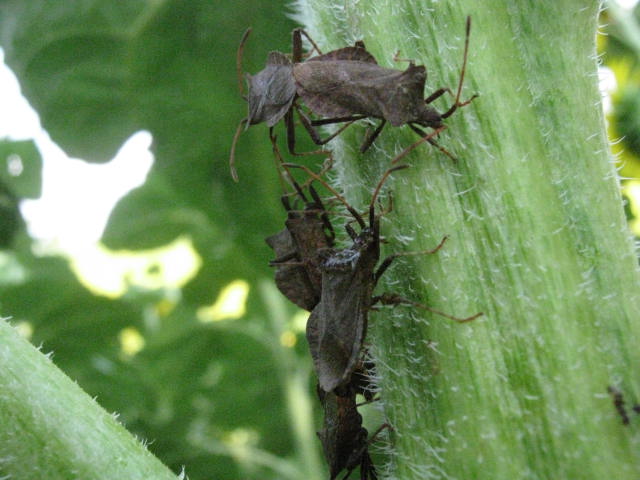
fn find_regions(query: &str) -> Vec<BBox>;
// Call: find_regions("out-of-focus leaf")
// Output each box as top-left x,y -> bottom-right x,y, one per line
101,175 -> 219,250
602,2 -> 640,208
614,86 -> 640,157
0,2 -> 149,162
0,181 -> 22,248
0,254 -> 142,356
0,1 -> 331,479
603,2 -> 640,65
0,139 -> 41,247
0,139 -> 42,198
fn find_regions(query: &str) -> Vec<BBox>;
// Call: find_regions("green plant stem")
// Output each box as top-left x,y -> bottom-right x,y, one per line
0,319 -> 179,480
294,1 -> 640,478
259,281 -> 325,480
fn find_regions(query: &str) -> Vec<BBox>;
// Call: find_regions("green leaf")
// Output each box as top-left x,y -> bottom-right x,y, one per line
101,174 -> 219,250
0,139 -> 42,199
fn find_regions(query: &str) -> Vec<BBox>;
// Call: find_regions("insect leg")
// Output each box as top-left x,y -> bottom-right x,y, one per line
359,120 -> 387,153
355,396 -> 380,408
292,28 -> 324,61
367,423 -> 391,441
391,125 -> 449,164
309,185 -> 336,242
275,118 -> 336,195
285,108 -> 298,155
346,422 -> 391,480
407,123 -> 457,161
367,164 -> 409,227
345,223 -> 359,240
297,106 -> 357,146
607,386 -> 631,425
424,87 -> 452,105
292,29 -> 305,63
355,452 -> 377,480
311,115 -> 368,126
373,236 -> 448,285
375,293 -> 482,323
282,162 -> 366,227
392,50 -> 415,64
269,129 -> 303,195
285,104 -> 349,160
441,93 -> 478,119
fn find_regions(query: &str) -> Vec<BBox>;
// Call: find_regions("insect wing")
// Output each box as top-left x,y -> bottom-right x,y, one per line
267,191 -> 335,312
285,213 -> 329,296
308,261 -> 366,392
307,45 -> 378,64
294,61 -> 404,120
246,52 -> 296,127
266,229 -> 318,311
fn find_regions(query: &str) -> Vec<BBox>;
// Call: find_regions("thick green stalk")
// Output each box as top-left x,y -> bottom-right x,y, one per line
0,320 -> 179,480
294,1 -> 640,478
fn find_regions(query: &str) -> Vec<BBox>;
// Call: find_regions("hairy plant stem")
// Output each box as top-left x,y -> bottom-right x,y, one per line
0,320 -> 179,480
294,1 -> 640,478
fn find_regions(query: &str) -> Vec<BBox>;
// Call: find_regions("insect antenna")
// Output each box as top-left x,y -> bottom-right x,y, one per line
390,126 -> 447,165
368,165 -> 409,226
442,16 -> 477,119
229,117 -> 248,182
292,28 -> 324,60
308,184 -> 336,241
268,130 -> 306,196
281,163 -> 366,228
236,28 -> 252,99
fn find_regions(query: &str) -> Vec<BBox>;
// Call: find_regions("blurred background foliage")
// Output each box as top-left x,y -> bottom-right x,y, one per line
601,1 -> 640,237
0,1 -> 637,479
0,1 -> 329,479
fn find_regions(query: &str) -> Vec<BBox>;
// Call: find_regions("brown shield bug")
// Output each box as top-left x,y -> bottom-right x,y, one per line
316,383 -> 384,480
229,29 -> 366,181
287,164 -> 482,394
292,16 -> 477,164
265,133 -> 338,311
229,28 -> 296,181
266,180 -> 335,311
